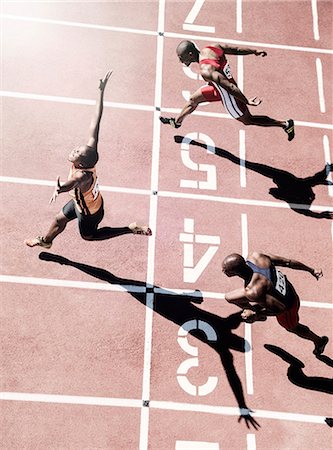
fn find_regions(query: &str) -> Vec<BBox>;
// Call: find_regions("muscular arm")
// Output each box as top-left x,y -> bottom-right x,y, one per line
201,68 -> 249,104
220,44 -> 267,57
87,70 -> 112,151
265,253 -> 323,279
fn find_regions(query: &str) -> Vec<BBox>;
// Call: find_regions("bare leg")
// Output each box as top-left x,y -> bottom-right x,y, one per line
25,211 -> 71,248
238,111 -> 295,141
289,324 -> 328,355
160,88 -> 207,127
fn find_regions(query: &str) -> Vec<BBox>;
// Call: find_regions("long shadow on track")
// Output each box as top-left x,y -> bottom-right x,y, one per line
174,136 -> 333,219
39,252 -> 260,430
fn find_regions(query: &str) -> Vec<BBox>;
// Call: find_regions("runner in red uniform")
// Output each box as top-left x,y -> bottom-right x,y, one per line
25,71 -> 151,249
160,40 -> 295,141
221,252 -> 328,356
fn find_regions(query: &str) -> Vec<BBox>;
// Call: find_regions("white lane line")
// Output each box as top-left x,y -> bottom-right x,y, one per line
241,214 -> 254,396
239,129 -> 246,188
2,176 -> 333,212
1,90 -> 332,131
158,190 -> 333,213
0,176 -> 151,195
150,400 -> 328,424
2,14 -> 332,54
323,135 -> 333,197
1,13 -> 157,36
1,274 -> 331,308
315,58 -> 326,113
1,393 -> 328,424
139,2 -> 165,448
0,275 -> 145,293
0,90 -> 154,112
0,392 -> 142,408
236,0 -> 242,33
247,434 -> 256,450
162,107 -> 333,130
164,31 -> 333,55
311,0 -> 320,41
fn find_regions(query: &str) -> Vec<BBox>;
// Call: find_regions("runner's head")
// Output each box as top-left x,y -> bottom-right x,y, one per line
222,253 -> 247,277
68,145 -> 98,168
176,40 -> 200,66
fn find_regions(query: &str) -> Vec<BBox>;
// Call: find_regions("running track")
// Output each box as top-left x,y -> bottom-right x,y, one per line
1,1 -> 332,449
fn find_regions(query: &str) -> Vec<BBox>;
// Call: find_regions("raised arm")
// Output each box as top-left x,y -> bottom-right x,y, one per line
265,253 -> 323,280
220,44 -> 267,57
87,70 -> 112,150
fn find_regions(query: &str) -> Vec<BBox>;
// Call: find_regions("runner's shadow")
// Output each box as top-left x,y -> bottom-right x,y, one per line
264,344 -> 333,394
39,252 -> 259,429
174,136 -> 333,219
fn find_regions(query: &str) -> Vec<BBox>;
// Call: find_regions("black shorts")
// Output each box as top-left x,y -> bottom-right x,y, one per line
62,199 -> 104,237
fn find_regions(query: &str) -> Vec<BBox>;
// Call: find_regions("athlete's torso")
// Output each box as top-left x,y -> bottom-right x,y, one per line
68,165 -> 102,215
245,260 -> 295,310
200,45 -> 235,84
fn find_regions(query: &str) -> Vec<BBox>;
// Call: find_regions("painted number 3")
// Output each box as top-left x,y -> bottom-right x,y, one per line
177,319 -> 218,396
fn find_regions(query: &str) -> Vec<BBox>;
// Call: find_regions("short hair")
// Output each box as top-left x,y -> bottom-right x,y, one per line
222,253 -> 246,273
81,148 -> 98,168
176,40 -> 199,56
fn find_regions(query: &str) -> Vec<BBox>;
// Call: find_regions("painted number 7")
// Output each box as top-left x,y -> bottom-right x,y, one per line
183,0 -> 215,33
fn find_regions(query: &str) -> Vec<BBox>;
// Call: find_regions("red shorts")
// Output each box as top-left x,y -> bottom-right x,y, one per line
200,83 -> 248,119
276,295 -> 300,330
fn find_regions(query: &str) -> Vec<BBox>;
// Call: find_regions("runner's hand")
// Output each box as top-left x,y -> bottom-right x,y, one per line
49,176 -> 61,204
248,96 -> 262,106
311,268 -> 323,280
238,408 -> 260,430
241,309 -> 257,323
99,70 -> 113,91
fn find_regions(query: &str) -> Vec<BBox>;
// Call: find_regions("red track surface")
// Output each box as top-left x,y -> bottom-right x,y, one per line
1,1 -> 332,449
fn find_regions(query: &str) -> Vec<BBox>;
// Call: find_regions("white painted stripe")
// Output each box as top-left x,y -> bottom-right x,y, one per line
241,214 -> 254,396
164,31 -> 333,55
158,190 -> 333,213
237,55 -> 244,91
162,107 -> 333,130
139,3 -> 165,447
239,129 -> 246,187
0,275 -> 145,293
0,90 -> 154,112
176,441 -> 219,450
301,300 -> 333,309
323,135 -> 333,197
150,400 -> 328,424
183,23 -> 215,33
2,176 -> 333,213
2,13 -> 332,54
0,176 -> 151,195
1,13 -> 157,36
236,0 -> 242,34
1,393 -> 328,424
315,58 -> 326,113
247,434 -> 256,450
311,0 -> 320,41
0,392 -> 142,408
1,276 -> 330,308
1,90 -> 332,131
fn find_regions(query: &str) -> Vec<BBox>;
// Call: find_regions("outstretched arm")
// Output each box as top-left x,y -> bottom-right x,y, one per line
87,70 -> 112,150
221,44 -> 267,57
266,253 -> 323,280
